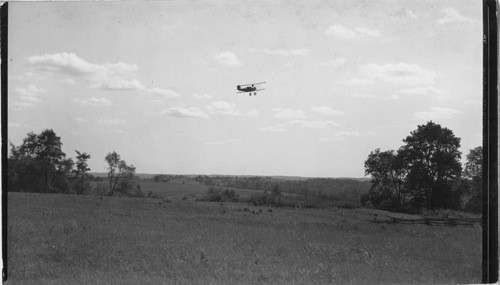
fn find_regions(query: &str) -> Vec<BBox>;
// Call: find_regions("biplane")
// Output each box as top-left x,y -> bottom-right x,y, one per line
236,82 -> 265,96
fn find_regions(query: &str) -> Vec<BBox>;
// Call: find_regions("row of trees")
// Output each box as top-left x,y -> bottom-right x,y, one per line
364,121 -> 482,213
8,129 -> 135,196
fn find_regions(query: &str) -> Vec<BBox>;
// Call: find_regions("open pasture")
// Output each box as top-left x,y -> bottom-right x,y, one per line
7,192 -> 481,284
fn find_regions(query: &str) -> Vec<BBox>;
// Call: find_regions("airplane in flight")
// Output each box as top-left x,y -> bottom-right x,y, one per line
236,82 -> 265,96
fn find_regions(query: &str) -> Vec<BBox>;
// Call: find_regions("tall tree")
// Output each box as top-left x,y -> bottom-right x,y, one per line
398,121 -> 462,209
364,148 -> 406,207
463,146 -> 482,212
15,129 -> 67,192
105,151 -> 136,196
74,151 -> 91,195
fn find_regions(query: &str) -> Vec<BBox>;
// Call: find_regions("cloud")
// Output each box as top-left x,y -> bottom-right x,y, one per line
162,107 -> 209,119
350,93 -> 374,99
311,106 -> 344,116
148,88 -> 180,98
436,8 -> 476,25
337,131 -> 362,137
98,118 -> 127,125
317,57 -> 346,67
207,101 -> 241,116
273,108 -> 306,119
78,97 -> 112,107
325,25 -> 381,39
344,78 -> 374,85
27,52 -> 145,91
248,48 -> 310,56
260,125 -> 286,133
399,86 -> 446,95
289,120 -> 338,128
405,8 -> 417,19
359,63 -> 440,85
413,107 -> 460,121
247,109 -> 260,117
14,84 -> 46,103
194,93 -> 212,99
213,52 -> 242,67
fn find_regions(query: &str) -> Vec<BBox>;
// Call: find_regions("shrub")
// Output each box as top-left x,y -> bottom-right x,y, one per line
204,187 -> 238,202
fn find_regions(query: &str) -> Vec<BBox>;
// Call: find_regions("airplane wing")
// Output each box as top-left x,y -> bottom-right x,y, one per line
238,82 -> 266,87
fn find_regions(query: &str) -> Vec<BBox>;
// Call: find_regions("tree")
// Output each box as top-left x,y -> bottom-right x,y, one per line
74,151 -> 91,195
105,151 -> 136,196
9,129 -> 67,192
398,121 -> 462,209
364,148 -> 406,208
462,146 -> 482,213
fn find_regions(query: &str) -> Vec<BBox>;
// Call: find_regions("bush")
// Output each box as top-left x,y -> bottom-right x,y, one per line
204,187 -> 238,202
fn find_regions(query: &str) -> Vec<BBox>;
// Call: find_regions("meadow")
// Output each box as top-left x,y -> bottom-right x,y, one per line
7,182 -> 482,284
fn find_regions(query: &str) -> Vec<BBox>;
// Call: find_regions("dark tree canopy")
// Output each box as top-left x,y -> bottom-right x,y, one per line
398,121 -> 462,208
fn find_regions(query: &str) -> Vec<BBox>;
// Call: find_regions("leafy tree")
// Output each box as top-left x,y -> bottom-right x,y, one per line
74,151 -> 91,195
364,148 -> 406,208
105,151 -> 136,196
398,121 -> 462,209
9,129 -> 68,192
462,146 -> 482,213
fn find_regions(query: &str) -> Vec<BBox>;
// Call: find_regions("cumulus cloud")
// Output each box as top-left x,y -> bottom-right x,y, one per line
148,88 -> 180,98
436,8 -> 476,25
27,52 -> 145,91
260,125 -> 286,133
14,84 -> 46,103
248,48 -> 310,56
344,78 -> 374,85
78,97 -> 112,107
359,63 -> 440,85
317,57 -> 346,67
311,106 -> 344,116
247,109 -> 260,117
273,108 -> 306,119
162,107 -> 209,119
289,120 -> 338,128
207,101 -> 241,116
399,86 -> 446,95
413,107 -> 460,121
350,93 -> 374,99
325,25 -> 381,39
213,52 -> 242,67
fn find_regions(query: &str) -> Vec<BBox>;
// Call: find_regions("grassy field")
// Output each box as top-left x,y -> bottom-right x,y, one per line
7,192 -> 481,284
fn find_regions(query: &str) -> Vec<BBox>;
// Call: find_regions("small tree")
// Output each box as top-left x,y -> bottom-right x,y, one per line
74,151 -> 91,195
462,146 -> 482,213
105,151 -> 136,196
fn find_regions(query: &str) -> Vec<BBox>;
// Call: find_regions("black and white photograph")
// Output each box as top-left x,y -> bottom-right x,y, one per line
4,0 -> 488,283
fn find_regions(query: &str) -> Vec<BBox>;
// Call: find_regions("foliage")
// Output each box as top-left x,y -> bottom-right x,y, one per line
73,151 -> 91,195
462,147 -> 482,213
204,187 -> 239,202
8,129 -> 81,193
105,151 -> 136,196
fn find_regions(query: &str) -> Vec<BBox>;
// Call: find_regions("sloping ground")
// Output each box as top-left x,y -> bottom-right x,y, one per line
7,192 -> 481,284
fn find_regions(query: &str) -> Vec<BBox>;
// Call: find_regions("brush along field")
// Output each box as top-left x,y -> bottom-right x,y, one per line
7,192 -> 481,284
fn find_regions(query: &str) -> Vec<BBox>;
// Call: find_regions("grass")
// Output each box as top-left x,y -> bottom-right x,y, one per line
7,192 -> 481,284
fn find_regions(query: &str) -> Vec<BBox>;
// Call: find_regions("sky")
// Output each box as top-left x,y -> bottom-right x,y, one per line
7,0 -> 482,178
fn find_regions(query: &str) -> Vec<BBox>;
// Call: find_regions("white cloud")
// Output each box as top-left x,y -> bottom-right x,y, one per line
405,8 -> 417,19
247,109 -> 260,117
78,97 -> 112,107
27,52 -> 145,91
413,107 -> 460,121
273,108 -> 306,119
399,86 -> 446,95
148,88 -> 180,98
260,125 -> 286,133
194,93 -> 212,99
317,57 -> 346,67
359,63 -> 440,85
311,106 -> 344,116
162,107 -> 209,119
15,84 -> 46,103
344,78 -> 374,85
325,25 -> 381,39
436,8 -> 476,25
289,120 -> 338,128
207,101 -> 241,116
350,93 -> 374,99
213,52 -> 242,67
248,48 -> 310,56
